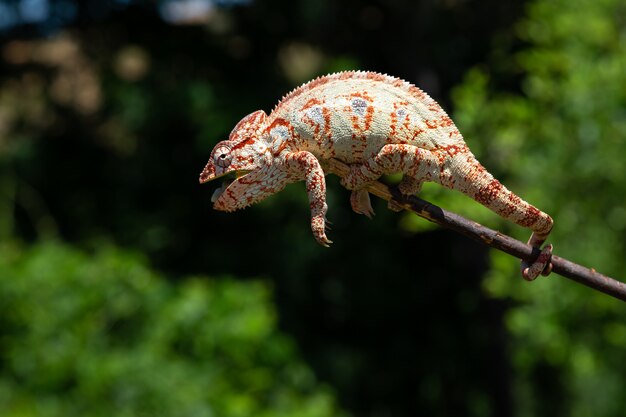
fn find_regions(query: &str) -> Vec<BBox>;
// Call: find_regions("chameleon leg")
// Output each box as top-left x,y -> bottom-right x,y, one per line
398,176 -> 424,195
341,144 -> 440,213
285,151 -> 332,246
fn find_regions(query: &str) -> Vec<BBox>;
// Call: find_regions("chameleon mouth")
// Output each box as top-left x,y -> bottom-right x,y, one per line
209,170 -> 250,203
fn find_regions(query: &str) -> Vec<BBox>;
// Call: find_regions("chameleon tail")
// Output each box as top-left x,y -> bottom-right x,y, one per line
448,154 -> 553,243
448,152 -> 554,280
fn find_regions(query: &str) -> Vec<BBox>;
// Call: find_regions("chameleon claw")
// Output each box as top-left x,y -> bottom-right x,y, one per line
522,244 -> 553,281
317,235 -> 333,247
312,214 -> 332,246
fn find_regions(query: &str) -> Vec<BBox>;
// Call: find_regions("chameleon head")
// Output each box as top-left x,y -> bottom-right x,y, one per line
199,110 -> 289,211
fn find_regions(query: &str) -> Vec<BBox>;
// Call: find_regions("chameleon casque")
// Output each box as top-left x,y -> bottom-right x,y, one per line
200,71 -> 553,280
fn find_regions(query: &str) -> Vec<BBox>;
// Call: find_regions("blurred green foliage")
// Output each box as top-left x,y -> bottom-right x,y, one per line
0,242 -> 344,417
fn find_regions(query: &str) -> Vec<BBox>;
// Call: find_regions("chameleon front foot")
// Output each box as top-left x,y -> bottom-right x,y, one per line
312,215 -> 333,247
521,244 -> 553,281
315,233 -> 333,247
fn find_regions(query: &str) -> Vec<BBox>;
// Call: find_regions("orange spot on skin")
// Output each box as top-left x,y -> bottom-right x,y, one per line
390,101 -> 410,139
366,72 -> 386,82
408,85 -> 427,100
266,117 -> 293,133
339,71 -> 356,80
274,77 -> 331,113
351,115 -> 360,132
273,140 -> 289,156
264,117 -> 296,144
423,116 -> 455,131
349,91 -> 374,101
475,179 -> 504,206
389,110 -> 398,137
410,128 -> 425,142
425,119 -> 438,129
439,115 -> 454,127
300,97 -> 323,111
229,111 -> 266,142
231,137 -> 256,151
322,106 -> 332,138
507,193 -> 522,205
363,106 -> 374,131
348,92 -> 376,134
428,103 -> 441,113
305,117 -> 321,136
442,144 -> 469,157
520,205 -> 541,227
306,76 -> 331,90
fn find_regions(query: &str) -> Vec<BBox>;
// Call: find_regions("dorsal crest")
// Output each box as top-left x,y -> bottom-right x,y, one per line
272,70 -> 438,114
229,110 -> 268,145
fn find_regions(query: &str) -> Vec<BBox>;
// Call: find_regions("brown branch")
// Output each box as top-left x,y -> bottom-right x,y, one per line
326,158 -> 626,302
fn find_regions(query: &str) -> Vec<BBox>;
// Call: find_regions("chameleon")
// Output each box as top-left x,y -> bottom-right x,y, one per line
199,71 -> 553,280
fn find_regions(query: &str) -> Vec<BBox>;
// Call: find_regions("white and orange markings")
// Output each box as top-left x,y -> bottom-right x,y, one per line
200,71 -> 553,279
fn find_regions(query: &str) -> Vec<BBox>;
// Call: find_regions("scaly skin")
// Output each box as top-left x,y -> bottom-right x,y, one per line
200,71 -> 553,279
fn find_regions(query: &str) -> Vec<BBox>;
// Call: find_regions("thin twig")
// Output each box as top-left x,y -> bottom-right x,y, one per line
326,158 -> 626,302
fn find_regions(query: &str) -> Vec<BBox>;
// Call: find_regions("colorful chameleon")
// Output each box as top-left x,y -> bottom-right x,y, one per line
200,71 -> 553,279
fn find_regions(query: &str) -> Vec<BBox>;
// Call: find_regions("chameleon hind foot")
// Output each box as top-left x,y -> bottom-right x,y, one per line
521,244 -> 553,281
350,189 -> 375,219
387,176 -> 423,212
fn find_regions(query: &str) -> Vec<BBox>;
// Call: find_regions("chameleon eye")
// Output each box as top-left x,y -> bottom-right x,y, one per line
214,145 -> 232,167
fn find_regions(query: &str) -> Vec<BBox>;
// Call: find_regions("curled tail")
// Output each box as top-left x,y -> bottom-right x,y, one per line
445,151 -> 553,280
446,153 -> 553,244
340,142 -> 553,280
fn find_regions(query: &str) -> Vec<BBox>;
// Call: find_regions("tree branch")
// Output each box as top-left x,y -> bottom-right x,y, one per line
326,158 -> 626,302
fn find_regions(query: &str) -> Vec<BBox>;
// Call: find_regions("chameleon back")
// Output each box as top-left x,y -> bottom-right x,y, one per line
268,71 -> 464,163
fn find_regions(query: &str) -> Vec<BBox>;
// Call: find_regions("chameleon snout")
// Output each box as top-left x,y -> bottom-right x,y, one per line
199,163 -> 216,184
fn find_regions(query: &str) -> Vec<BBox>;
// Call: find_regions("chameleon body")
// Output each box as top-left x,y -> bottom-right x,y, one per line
200,71 -> 553,279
